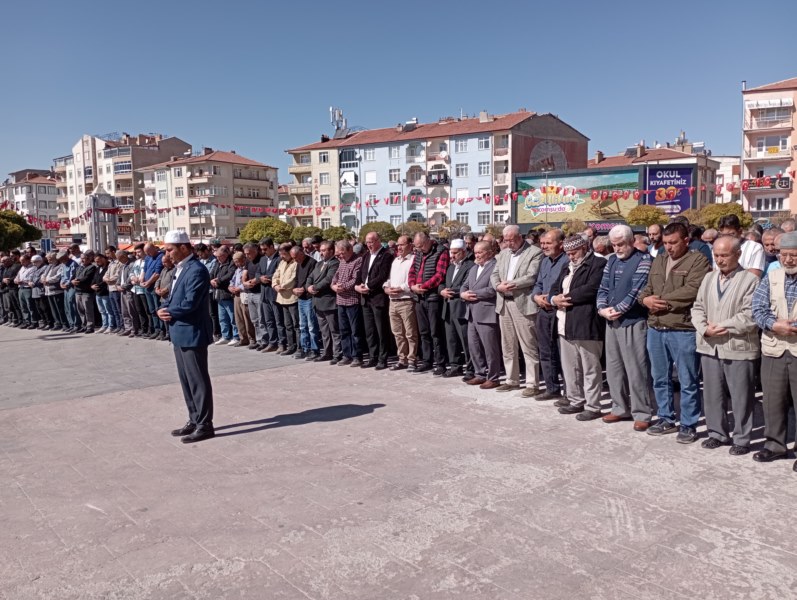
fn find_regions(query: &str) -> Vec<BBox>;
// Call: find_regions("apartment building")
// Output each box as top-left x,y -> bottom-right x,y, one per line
712,156 -> 741,204
287,110 -> 588,233
0,170 -> 59,249
137,149 -> 278,244
52,132 -> 191,247
741,77 -> 797,221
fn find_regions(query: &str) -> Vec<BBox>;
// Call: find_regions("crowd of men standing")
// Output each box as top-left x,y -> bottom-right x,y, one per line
2,215 -> 797,471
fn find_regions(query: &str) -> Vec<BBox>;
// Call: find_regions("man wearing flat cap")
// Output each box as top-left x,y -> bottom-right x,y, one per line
157,230 -> 215,443
752,230 -> 797,471
440,238 -> 474,378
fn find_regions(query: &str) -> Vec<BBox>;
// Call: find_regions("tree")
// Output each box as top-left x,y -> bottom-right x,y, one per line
676,208 -> 703,227
291,225 -> 323,241
238,217 -> 293,243
561,218 -> 587,236
359,221 -> 398,242
0,210 -> 41,251
482,224 -> 504,238
321,226 -> 350,241
396,221 -> 430,238
700,203 -> 753,229
626,205 -> 669,227
437,219 -> 471,240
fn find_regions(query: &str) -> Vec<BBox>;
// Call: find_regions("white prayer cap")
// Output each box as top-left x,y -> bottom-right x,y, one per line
164,230 -> 190,244
450,239 -> 465,250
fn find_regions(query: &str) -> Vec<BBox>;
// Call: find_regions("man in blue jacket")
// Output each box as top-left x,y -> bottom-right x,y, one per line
157,231 -> 215,444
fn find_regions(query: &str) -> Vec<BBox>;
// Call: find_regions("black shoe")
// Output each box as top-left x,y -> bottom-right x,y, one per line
338,358 -> 353,366
375,363 -> 389,371
558,404 -> 584,415
294,350 -> 308,359
171,422 -> 196,437
729,445 -> 750,456
534,391 -> 562,401
306,352 -> 321,361
676,426 -> 698,444
84,329 -> 95,334
248,343 -> 259,350
361,360 -> 377,369
329,357 -> 341,365
576,410 -> 603,421
432,366 -> 447,376
753,448 -> 788,463
390,363 -> 408,371
280,347 -> 297,356
414,363 -> 432,373
553,397 -> 570,408
701,437 -> 727,450
647,419 -> 678,436
793,459 -> 797,473
181,428 -> 215,444
441,368 -> 461,378
261,345 -> 279,353
350,359 -> 363,367
313,354 -> 332,363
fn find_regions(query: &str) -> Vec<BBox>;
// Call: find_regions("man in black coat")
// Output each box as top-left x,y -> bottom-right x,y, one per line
256,237 -> 285,352
440,239 -> 474,379
550,235 -> 607,420
354,231 -> 394,369
307,240 -> 341,363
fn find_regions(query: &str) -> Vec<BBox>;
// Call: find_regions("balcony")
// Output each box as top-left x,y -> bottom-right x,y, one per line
288,163 -> 312,174
187,171 -> 215,183
427,152 -> 449,163
493,147 -> 509,157
115,186 -> 134,194
744,147 -> 793,160
426,171 -> 450,186
288,183 -> 312,194
744,116 -> 793,131
103,147 -> 132,159
406,153 -> 426,164
494,173 -> 509,185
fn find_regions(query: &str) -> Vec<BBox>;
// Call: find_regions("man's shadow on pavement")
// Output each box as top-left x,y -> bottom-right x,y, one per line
214,403 -> 386,437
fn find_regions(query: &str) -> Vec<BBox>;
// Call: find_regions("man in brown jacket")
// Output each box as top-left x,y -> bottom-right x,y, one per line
638,222 -> 711,444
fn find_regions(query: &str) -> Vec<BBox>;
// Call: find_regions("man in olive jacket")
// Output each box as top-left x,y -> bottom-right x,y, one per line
638,222 -> 711,443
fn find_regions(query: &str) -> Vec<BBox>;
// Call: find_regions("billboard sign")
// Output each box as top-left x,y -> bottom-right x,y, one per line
646,167 -> 693,214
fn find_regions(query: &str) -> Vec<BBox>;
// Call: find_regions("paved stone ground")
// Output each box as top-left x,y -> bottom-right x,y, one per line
1,325 -> 796,600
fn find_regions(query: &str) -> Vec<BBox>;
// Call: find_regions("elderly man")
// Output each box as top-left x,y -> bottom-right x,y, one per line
550,235 -> 607,419
441,239 -> 474,378
291,245 -> 321,360
647,224 -> 664,258
530,229 -> 568,400
692,235 -> 760,455
257,237 -> 285,352
15,255 -> 40,329
582,226 -> 596,245
42,252 -> 66,331
762,227 -> 782,269
461,241 -> 501,388
781,218 -> 796,233
408,231 -> 450,375
384,235 -> 419,371
241,243 -> 265,350
592,235 -> 612,259
331,240 -> 364,366
597,224 -> 654,430
116,249 -> 140,336
490,224 -> 544,392
718,214 -> 765,277
72,250 -> 97,333
639,222 -> 711,443
272,245 -> 300,354
702,228 -> 719,246
307,240 -> 340,362
355,232 -> 394,369
228,251 -> 253,347
752,231 -> 797,468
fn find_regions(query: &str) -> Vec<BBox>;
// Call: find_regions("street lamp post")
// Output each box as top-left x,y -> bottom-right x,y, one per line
541,166 -> 553,226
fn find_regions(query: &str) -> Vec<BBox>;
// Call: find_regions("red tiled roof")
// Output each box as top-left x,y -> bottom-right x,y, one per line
20,175 -> 57,185
287,110 -> 540,153
141,150 -> 275,171
747,77 -> 797,92
588,147 -> 696,168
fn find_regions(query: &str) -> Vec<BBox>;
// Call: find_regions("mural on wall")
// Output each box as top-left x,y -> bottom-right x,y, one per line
515,169 -> 640,225
528,140 -> 568,172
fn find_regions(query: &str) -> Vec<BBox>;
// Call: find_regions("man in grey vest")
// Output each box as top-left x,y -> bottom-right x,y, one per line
597,224 -> 654,431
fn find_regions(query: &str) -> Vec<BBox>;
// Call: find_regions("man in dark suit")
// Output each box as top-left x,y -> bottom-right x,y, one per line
257,237 -> 285,352
157,231 -> 215,444
307,240 -> 340,363
354,231 -> 394,370
460,241 -> 501,389
441,239 -> 474,379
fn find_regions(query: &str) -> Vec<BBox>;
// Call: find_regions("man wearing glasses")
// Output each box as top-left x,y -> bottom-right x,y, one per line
383,235 -> 419,371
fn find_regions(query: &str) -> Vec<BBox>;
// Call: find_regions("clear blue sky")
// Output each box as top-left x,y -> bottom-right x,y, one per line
1,0 -> 794,178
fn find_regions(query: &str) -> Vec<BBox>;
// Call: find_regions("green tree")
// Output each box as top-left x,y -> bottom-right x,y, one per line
359,221 -> 398,242
626,205 -> 669,227
321,225 -> 350,241
700,203 -> 753,229
0,210 -> 41,251
238,217 -> 293,243
438,219 -> 471,240
396,220 -> 430,238
562,218 -> 587,236
291,225 -> 323,241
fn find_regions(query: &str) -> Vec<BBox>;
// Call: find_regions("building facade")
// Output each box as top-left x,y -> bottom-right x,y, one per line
287,110 -> 589,234
0,171 -> 59,249
712,156 -> 741,204
741,77 -> 796,222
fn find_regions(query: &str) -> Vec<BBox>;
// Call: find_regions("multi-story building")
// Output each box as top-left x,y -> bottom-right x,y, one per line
137,149 -> 278,244
741,77 -> 796,222
712,156 -> 741,204
0,170 -> 59,249
52,132 -> 191,247
287,110 -> 588,233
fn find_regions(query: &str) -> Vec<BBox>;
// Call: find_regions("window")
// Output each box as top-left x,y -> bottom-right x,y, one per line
478,136 -> 490,150
390,215 -> 402,226
69,186 -> 74,195
67,171 -> 73,179
301,195 -> 312,207
455,164 -> 468,177
105,165 -> 111,174
321,217 -> 331,229
367,194 -> 377,203
455,139 -> 468,153
478,162 -> 490,176
319,151 -> 329,163
389,169 -> 400,183
389,146 -> 400,159
37,185 -> 47,194
212,165 -> 222,175
320,194 -> 330,207
173,167 -> 183,178
367,215 -> 378,224
477,211 -> 491,225
158,190 -> 168,201
364,171 -> 377,185
364,148 -> 375,161
114,161 -> 132,174
70,202 -> 75,211
78,185 -> 83,194
389,192 -> 401,205
494,211 -> 508,223
156,170 -> 167,182
175,187 -> 184,198
455,212 -> 469,224
319,172 -> 330,185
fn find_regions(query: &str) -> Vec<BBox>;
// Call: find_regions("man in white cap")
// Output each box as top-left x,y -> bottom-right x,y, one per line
752,230 -> 797,470
157,230 -> 215,443
440,238 -> 474,378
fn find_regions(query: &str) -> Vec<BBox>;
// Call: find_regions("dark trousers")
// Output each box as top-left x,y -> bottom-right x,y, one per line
362,300 -> 390,364
761,352 -> 797,453
4,290 -> 22,323
445,315 -> 471,374
143,287 -> 162,332
261,296 -> 286,347
209,296 -> 221,337
415,297 -> 446,367
133,293 -> 150,333
316,307 -> 341,358
36,295 -> 52,326
47,294 -> 67,328
280,303 -> 300,350
173,345 -> 214,429
19,288 -> 38,325
338,304 -> 362,359
536,309 -> 563,394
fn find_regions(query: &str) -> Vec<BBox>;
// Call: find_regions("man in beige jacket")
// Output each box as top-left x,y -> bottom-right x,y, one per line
272,243 -> 299,355
692,235 -> 760,455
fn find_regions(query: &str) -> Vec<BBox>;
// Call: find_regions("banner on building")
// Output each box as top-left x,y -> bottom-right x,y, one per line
645,167 -> 693,214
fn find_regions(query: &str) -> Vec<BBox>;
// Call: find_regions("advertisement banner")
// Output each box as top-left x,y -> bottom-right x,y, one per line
515,169 -> 640,225
646,167 -> 693,214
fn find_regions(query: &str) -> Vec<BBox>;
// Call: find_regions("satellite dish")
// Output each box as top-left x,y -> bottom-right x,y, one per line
439,151 -> 448,159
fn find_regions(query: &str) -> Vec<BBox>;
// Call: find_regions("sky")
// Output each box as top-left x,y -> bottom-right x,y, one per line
1,0 -> 795,179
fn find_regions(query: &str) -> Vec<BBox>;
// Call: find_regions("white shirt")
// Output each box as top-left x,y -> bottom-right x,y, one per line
476,264 -> 485,280
739,240 -> 766,272
649,244 -> 663,258
365,252 -> 378,285
506,246 -> 525,281
384,254 -> 414,300
172,256 -> 192,291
